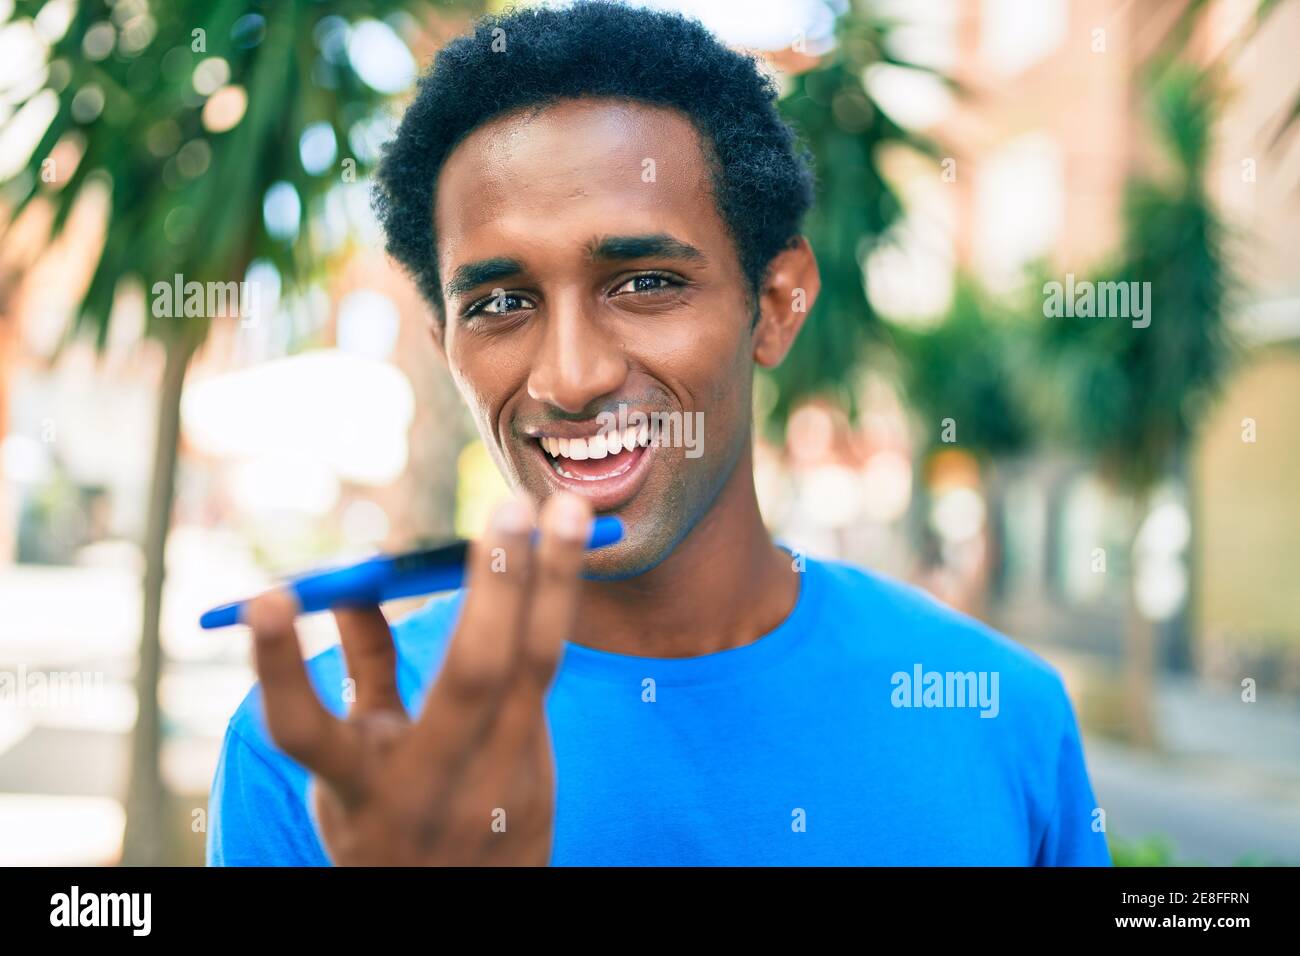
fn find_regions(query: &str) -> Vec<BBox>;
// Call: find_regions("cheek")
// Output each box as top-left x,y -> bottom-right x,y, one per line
446,358 -> 487,420
634,302 -> 751,402
446,371 -> 510,461
692,322 -> 753,450
447,339 -> 521,430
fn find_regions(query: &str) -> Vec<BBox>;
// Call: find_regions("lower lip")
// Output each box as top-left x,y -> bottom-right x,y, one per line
530,439 -> 654,511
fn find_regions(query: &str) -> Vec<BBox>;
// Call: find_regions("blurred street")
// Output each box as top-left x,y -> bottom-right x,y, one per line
1089,678 -> 1300,865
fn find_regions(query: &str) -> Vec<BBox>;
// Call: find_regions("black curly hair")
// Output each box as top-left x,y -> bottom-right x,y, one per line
371,0 -> 816,322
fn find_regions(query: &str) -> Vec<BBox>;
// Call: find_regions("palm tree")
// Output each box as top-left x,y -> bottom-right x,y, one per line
0,0 -> 477,863
1038,61 -> 1237,746
771,0 -> 933,428
890,277 -> 1039,615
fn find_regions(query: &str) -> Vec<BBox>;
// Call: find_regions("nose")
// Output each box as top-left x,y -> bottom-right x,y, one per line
526,298 -> 627,414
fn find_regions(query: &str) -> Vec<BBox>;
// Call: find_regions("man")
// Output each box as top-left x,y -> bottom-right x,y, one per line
207,1 -> 1111,866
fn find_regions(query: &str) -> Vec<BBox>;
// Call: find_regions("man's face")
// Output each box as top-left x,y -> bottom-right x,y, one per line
433,98 -> 757,577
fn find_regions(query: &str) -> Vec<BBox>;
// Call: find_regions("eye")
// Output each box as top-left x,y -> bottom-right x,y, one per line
611,273 -> 681,296
465,288 -> 534,319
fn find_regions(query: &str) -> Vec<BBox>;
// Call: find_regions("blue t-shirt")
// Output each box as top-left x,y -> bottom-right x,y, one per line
206,555 -> 1111,866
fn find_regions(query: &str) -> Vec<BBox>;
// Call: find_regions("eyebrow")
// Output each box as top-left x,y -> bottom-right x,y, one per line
444,257 -> 525,299
587,233 -> 707,263
443,233 -> 706,301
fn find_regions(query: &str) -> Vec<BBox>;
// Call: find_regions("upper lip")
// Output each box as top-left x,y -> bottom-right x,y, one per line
518,416 -> 654,441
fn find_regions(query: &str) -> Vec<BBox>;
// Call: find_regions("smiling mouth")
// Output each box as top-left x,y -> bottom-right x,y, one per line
536,424 -> 651,481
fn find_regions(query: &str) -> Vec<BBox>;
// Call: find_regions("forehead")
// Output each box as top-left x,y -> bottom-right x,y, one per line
433,98 -> 724,273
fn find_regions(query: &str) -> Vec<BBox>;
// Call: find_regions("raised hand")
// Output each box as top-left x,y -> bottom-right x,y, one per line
242,492 -> 593,865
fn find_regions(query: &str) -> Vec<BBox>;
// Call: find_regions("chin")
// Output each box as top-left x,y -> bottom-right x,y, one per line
579,522 -> 678,581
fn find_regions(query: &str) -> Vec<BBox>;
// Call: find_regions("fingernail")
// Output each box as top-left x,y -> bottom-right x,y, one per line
547,492 -> 592,542
492,496 -> 533,534
242,589 -> 299,634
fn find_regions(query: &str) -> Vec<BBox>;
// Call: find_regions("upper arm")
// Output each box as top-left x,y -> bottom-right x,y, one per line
1033,684 -> 1112,867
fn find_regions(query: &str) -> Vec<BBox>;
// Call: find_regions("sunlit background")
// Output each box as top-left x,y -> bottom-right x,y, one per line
1,0 -> 1298,866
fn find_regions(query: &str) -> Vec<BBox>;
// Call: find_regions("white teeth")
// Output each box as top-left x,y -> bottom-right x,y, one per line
540,428 -> 652,462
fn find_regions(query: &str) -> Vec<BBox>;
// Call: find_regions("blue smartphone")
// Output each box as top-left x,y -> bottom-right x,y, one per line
199,514 -> 623,629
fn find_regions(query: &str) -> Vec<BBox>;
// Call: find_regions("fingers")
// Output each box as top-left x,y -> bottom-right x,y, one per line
334,605 -> 403,717
491,493 -> 592,749
414,496 -> 536,755
245,589 -> 359,794
412,493 -> 592,769
517,492 -> 592,687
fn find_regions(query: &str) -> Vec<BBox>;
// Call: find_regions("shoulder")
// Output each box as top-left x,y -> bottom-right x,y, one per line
805,555 -> 1074,722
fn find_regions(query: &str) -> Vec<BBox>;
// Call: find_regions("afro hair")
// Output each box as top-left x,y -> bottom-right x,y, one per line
370,0 -> 816,320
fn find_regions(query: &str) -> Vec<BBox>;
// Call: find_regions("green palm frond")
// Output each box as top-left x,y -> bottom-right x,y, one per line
1036,63 -> 1238,490
768,3 -> 936,431
2,0 -> 460,347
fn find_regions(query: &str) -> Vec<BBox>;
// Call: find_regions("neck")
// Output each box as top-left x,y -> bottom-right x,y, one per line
573,439 -> 800,658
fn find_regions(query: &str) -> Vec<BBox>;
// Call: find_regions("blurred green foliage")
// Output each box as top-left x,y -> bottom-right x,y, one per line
4,0 -> 460,346
1109,835 -> 1288,866
770,0 -> 935,431
888,61 -> 1238,486
1035,63 -> 1237,492
889,277 -> 1037,460
1110,835 -> 1185,866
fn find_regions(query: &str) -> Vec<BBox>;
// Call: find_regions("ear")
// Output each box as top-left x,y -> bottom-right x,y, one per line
752,236 -> 820,368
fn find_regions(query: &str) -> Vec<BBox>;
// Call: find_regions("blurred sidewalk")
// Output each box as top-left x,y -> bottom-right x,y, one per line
1085,675 -> 1300,865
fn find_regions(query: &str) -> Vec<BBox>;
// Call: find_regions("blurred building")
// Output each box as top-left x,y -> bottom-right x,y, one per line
858,0 -> 1300,690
